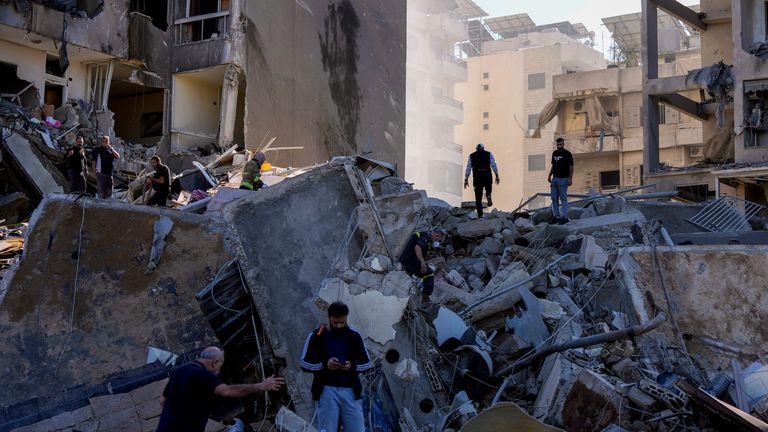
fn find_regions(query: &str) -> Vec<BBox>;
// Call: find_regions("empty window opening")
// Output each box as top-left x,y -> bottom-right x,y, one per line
483,84 -> 489,91
45,54 -> 65,78
483,111 -> 489,119
44,83 -> 63,109
0,62 -> 38,108
528,72 -> 545,90
676,184 -> 712,203
131,0 -> 169,30
483,123 -> 489,130
600,170 -> 620,190
528,114 -> 539,130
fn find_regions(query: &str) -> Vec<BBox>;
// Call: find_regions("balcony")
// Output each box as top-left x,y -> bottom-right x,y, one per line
433,96 -> 464,124
558,133 -> 620,155
441,54 -> 468,82
429,12 -> 467,42
431,140 -> 463,153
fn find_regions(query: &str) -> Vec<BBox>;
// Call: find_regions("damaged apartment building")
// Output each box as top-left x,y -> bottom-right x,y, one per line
534,9 -> 707,201
0,0 -> 406,212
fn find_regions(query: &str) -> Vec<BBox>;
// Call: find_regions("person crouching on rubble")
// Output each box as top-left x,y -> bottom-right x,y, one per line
398,230 -> 446,302
239,151 -> 267,191
145,156 -> 171,207
300,301 -> 372,432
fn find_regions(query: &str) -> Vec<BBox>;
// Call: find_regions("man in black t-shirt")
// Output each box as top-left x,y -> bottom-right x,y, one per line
146,156 -> 171,207
66,136 -> 87,193
547,138 -> 574,224
156,346 -> 284,432
91,135 -> 120,199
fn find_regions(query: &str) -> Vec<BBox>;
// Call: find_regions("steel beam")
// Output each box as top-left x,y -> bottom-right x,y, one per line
656,0 -> 707,30
642,0 -> 660,172
657,93 -> 709,121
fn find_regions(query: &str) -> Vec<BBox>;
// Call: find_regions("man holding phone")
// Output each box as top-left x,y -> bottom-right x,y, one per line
300,301 -> 372,432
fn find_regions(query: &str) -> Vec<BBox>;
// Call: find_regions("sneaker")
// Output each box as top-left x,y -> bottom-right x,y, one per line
486,196 -> 493,207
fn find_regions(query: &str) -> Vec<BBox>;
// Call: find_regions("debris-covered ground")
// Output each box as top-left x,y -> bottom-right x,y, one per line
1,157 -> 768,432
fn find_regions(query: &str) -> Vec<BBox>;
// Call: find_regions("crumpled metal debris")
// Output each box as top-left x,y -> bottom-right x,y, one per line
686,62 -> 734,128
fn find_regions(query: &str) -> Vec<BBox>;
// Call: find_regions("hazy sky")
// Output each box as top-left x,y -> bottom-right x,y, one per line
474,0 -> 699,55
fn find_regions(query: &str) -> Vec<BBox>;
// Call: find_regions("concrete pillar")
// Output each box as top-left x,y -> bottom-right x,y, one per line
158,88 -> 172,157
642,0 -> 660,172
218,64 -> 241,149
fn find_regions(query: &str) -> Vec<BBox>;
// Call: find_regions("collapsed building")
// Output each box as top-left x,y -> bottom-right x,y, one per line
0,0 -> 406,214
0,154 -> 767,431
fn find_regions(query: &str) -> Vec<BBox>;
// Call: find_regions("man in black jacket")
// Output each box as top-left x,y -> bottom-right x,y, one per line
66,136 -> 87,193
464,143 -> 500,218
548,138 -> 574,224
300,302 -> 372,432
146,156 -> 171,206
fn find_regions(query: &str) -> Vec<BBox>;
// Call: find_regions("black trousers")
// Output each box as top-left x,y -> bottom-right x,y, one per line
147,191 -> 168,207
473,176 -> 492,217
401,261 -> 435,296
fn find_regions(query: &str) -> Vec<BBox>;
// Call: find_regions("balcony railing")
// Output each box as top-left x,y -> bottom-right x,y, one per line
443,54 -> 467,68
435,96 -> 464,109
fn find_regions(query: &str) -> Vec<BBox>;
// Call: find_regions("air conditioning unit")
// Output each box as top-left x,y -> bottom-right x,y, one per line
689,146 -> 704,157
573,100 -> 586,113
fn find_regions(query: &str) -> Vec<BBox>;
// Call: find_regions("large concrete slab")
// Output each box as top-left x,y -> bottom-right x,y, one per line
616,245 -> 768,370
220,162 -> 364,417
1,131 -> 65,197
0,195 -> 233,409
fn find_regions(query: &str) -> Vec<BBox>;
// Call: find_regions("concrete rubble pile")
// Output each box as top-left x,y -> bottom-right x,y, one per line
1,158 -> 768,432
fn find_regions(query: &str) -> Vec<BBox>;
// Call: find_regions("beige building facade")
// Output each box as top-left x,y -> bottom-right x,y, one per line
455,23 -> 606,211
405,0 -> 480,205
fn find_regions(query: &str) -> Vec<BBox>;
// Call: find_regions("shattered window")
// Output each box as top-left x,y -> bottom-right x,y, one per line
88,63 -> 113,112
175,0 -> 230,45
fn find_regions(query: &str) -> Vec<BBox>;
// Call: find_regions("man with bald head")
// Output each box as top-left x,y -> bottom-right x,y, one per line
156,346 -> 284,432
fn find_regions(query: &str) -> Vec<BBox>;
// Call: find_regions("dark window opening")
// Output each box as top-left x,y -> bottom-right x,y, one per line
0,62 -> 38,108
483,84 -> 489,91
528,114 -> 539,130
600,170 -> 620,189
45,54 -> 64,77
676,184 -> 713,203
528,72 -> 545,90
131,0 -> 169,30
44,83 -> 63,109
189,0 -> 228,16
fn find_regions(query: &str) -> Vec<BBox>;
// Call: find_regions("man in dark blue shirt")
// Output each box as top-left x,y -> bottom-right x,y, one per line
300,302 -> 372,432
398,230 -> 446,300
156,346 -> 284,432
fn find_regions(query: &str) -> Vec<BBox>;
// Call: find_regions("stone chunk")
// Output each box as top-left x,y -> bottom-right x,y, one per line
362,255 -> 392,273
501,227 -> 519,244
513,217 -> 536,232
472,237 -> 504,256
456,218 -> 503,238
380,270 -> 412,297
580,235 -> 609,272
356,270 -> 383,289
563,370 -> 621,431
129,378 -> 168,405
89,393 -> 135,419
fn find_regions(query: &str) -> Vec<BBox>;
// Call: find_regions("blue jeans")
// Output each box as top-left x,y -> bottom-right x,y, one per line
550,177 -> 569,217
317,386 -> 365,432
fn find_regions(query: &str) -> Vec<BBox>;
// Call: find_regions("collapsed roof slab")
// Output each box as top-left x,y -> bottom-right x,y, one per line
615,245 -> 768,371
1,130 -> 66,199
220,161 -> 365,418
0,196 -> 234,416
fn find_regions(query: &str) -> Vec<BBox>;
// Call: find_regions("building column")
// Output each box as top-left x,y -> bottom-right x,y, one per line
218,64 -> 241,149
642,0 -> 660,172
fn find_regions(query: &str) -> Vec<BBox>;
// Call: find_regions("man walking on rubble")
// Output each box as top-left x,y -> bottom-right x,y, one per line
156,346 -> 284,432
548,138 -> 574,224
239,151 -> 267,191
91,135 -> 120,199
66,135 -> 87,193
301,301 -> 372,432
398,230 -> 446,302
145,156 -> 171,207
464,143 -> 500,218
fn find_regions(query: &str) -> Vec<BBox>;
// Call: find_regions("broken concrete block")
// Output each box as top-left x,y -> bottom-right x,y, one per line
89,393 -> 136,419
394,358 -> 420,381
129,378 -> 167,405
582,196 -> 626,218
380,270 -> 413,297
566,210 -> 645,235
467,274 -> 485,292
146,216 -> 173,274
456,218 -> 504,238
432,281 -> 476,309
626,385 -> 657,410
483,260 -> 528,294
461,401 -> 564,431
523,224 -> 571,249
532,207 -> 554,224
486,255 -> 500,277
356,270 -> 383,289
580,235 -> 608,272
493,332 -> 532,359
135,397 -> 163,420
363,255 -> 392,273
539,298 -> 565,321
1,130 -> 66,196
534,319 -> 583,422
357,190 -> 428,257
501,227 -> 519,244
473,237 -> 504,256
274,407 -> 318,432
563,370 -> 621,431
317,278 -> 349,303
513,217 -> 536,232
